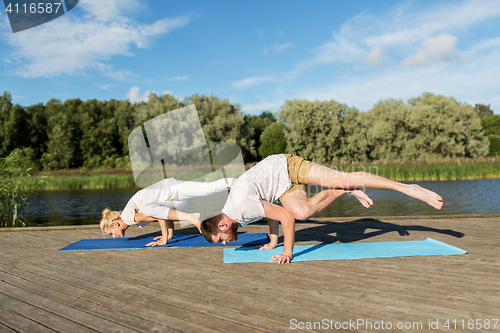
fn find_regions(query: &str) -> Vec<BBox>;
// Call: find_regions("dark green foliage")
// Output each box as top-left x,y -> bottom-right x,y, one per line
259,122 -> 287,158
481,115 -> 500,136
0,157 -> 42,227
488,135 -> 500,156
184,94 -> 256,161
245,111 -> 276,161
475,103 -> 494,118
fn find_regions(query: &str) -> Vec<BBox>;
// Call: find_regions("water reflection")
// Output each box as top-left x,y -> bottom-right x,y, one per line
25,179 -> 500,227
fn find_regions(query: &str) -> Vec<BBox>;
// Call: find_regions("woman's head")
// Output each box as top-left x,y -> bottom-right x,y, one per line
101,208 -> 128,238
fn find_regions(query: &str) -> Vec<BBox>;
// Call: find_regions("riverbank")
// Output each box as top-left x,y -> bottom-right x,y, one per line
33,156 -> 500,190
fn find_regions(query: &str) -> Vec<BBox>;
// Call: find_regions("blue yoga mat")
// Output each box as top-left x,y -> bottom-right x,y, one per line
60,233 -> 269,251
223,238 -> 467,263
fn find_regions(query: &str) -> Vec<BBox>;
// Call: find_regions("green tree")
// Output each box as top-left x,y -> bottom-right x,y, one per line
278,99 -> 349,163
184,94 -> 256,161
0,92 -> 29,158
475,103 -> 493,118
41,99 -> 77,170
487,135 -> 500,156
365,93 -> 489,160
245,111 -> 276,160
259,122 -> 287,158
481,114 -> 500,136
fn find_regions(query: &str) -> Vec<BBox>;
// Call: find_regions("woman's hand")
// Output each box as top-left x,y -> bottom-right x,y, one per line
145,236 -> 168,247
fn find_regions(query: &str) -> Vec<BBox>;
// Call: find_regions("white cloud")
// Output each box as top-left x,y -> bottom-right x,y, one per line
166,75 -> 190,81
232,76 -> 274,90
295,0 -> 500,72
126,86 -> 153,103
365,46 -> 387,67
274,42 -> 295,53
241,101 -> 281,114
300,47 -> 500,112
2,0 -> 190,78
402,34 -> 466,66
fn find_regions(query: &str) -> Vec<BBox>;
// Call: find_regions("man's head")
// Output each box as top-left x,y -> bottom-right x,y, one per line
201,213 -> 239,245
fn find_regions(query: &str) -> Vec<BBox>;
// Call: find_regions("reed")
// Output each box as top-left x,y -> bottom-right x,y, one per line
35,157 -> 500,190
34,168 -> 138,190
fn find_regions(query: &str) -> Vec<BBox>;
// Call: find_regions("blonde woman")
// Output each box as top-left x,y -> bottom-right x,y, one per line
101,177 -> 236,247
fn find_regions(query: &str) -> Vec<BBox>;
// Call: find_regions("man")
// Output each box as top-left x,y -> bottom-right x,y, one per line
201,154 -> 443,263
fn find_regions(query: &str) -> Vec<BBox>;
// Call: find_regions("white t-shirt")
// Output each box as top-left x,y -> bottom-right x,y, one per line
222,154 -> 291,226
121,178 -> 178,226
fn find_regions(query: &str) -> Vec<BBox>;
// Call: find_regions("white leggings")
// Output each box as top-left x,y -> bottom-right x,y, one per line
140,178 -> 232,220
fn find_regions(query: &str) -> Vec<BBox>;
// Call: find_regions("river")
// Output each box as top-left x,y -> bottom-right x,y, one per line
24,179 -> 500,227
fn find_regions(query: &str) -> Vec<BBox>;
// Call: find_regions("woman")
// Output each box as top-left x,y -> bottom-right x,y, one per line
100,177 -> 236,247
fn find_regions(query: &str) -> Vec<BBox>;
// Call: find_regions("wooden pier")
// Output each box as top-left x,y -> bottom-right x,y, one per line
0,215 -> 498,332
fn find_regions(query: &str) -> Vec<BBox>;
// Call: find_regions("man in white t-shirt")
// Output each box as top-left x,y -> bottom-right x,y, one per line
201,154 -> 443,263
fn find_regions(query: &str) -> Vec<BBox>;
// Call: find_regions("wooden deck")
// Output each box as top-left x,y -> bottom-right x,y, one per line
0,215 -> 498,332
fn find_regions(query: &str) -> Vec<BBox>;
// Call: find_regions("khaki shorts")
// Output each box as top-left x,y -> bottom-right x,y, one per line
279,154 -> 314,202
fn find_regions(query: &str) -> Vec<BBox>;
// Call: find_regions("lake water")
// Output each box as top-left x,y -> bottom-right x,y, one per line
24,179 -> 500,227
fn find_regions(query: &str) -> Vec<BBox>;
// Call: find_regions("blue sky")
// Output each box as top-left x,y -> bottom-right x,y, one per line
1,0 -> 500,114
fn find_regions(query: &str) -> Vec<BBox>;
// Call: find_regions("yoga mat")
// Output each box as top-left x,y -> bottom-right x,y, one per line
223,238 -> 467,263
60,233 -> 269,251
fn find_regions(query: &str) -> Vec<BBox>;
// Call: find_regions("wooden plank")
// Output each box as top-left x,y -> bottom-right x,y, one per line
0,281 -> 137,333
0,217 -> 498,333
0,291 -> 96,333
0,304 -> 56,333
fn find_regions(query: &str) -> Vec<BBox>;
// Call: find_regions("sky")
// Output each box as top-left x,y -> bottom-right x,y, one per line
1,0 -> 500,115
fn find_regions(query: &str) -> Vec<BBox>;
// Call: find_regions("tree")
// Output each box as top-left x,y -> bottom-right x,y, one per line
259,122 -> 287,159
278,99 -> 351,163
481,115 -> 500,136
245,111 -> 276,161
364,93 -> 489,160
475,103 -> 493,118
184,94 -> 256,161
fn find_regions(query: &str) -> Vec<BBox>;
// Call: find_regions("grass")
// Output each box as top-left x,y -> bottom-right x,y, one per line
34,168 -> 137,190
34,157 -> 500,190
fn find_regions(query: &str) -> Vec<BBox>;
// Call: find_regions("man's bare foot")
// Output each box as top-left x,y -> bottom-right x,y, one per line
350,190 -> 373,208
406,184 -> 443,210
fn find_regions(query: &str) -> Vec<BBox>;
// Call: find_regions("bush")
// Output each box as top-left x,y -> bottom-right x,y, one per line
259,123 -> 287,159
0,158 -> 43,227
488,135 -> 500,156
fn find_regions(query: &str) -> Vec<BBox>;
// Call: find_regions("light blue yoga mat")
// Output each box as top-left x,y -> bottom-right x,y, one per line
223,238 -> 467,263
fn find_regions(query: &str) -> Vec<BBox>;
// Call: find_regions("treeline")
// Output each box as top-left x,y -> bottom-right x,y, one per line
0,91 -> 498,171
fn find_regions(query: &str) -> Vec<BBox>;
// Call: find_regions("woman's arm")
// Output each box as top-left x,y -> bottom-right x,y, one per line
146,219 -> 174,247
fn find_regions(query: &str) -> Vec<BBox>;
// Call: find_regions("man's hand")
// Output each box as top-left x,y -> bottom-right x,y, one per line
253,242 -> 277,250
145,236 -> 168,247
271,253 -> 292,264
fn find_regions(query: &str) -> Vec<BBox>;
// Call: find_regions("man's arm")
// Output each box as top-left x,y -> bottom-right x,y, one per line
260,201 -> 295,264
253,218 -> 279,250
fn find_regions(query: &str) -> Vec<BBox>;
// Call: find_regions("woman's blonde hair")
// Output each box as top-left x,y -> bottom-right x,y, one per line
100,208 -> 121,230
